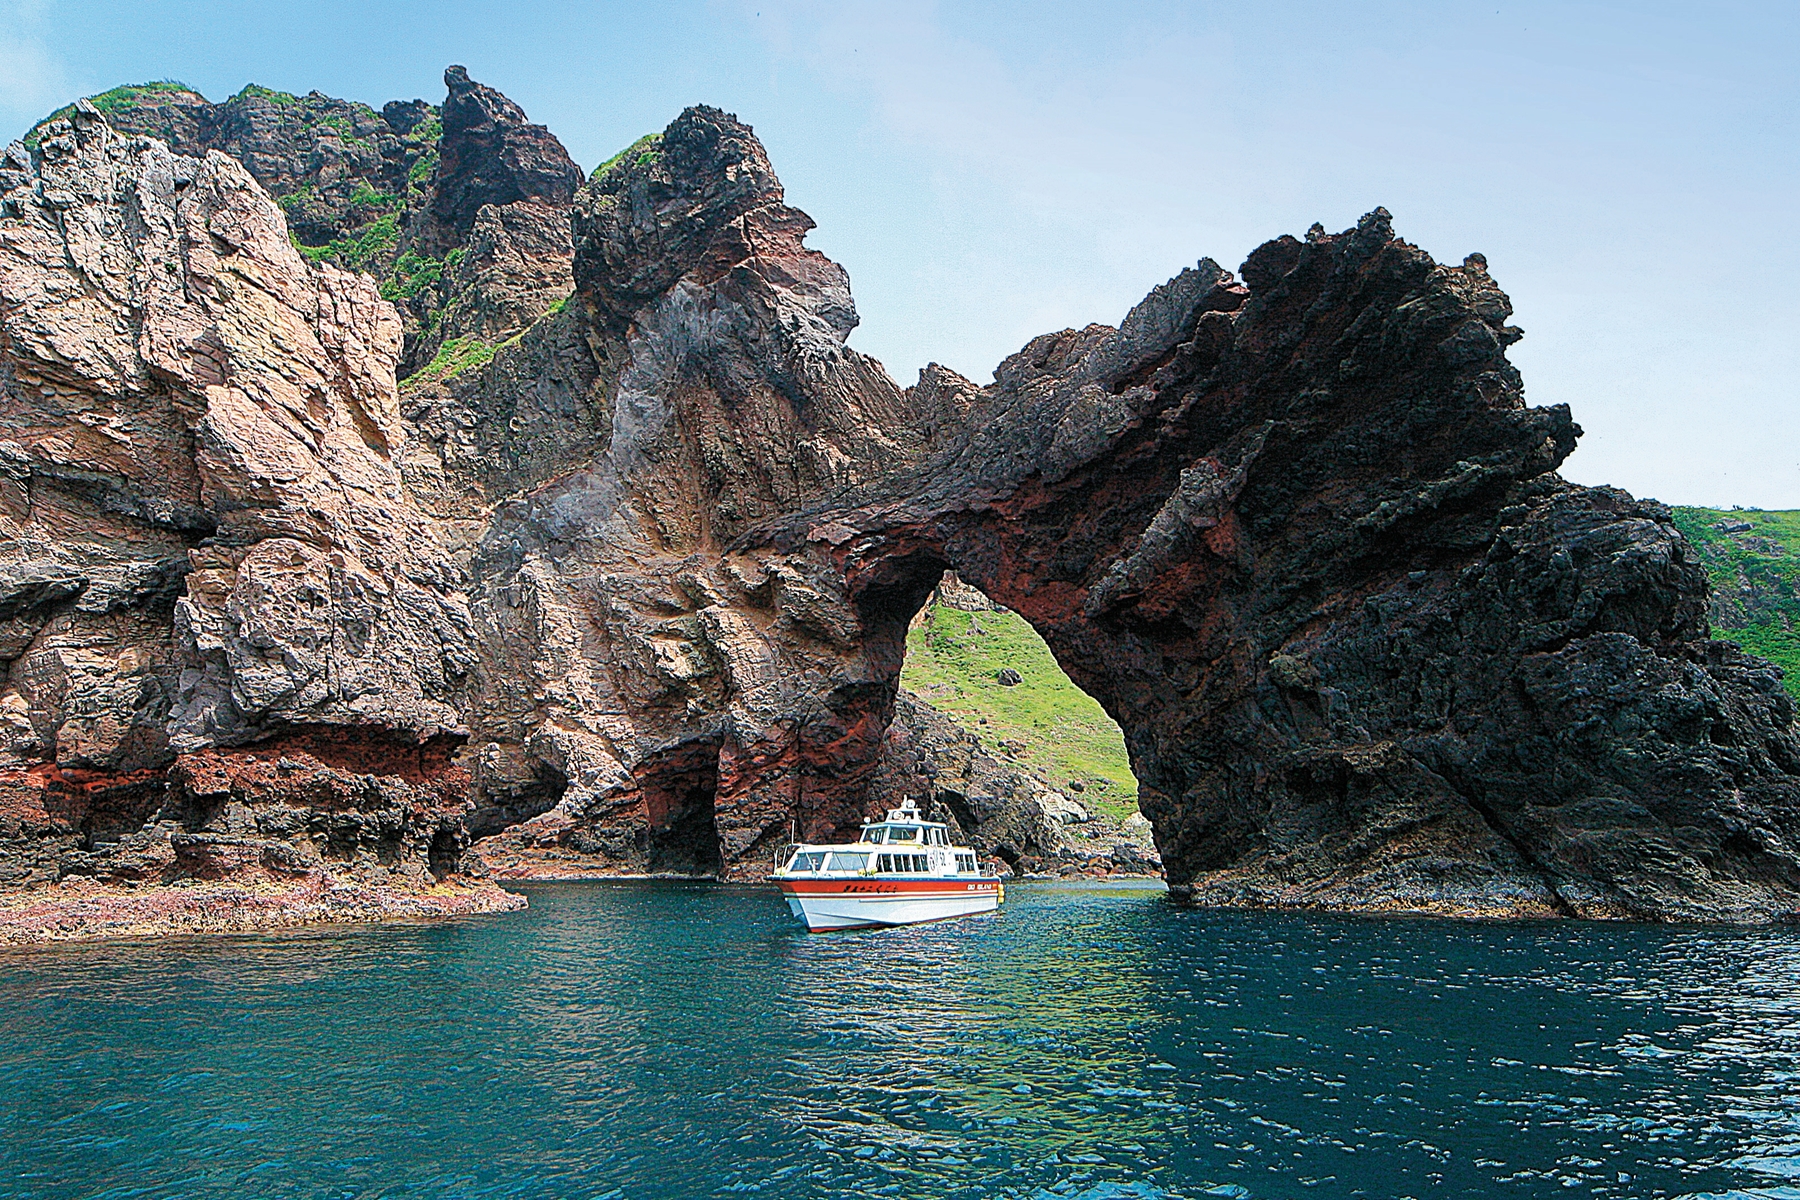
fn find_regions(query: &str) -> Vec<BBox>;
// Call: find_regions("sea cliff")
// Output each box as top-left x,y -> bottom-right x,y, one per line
2,68 -> 1796,939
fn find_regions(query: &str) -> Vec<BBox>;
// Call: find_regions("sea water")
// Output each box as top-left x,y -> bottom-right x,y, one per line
2,880 -> 1798,1200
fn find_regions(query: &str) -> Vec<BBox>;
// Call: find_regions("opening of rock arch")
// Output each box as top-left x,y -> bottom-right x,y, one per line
873,572 -> 1160,877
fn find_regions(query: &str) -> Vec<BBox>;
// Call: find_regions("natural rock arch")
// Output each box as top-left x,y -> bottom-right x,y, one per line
763,218 -> 1800,921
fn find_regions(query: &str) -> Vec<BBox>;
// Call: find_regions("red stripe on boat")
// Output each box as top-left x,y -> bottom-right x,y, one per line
777,879 -> 1001,896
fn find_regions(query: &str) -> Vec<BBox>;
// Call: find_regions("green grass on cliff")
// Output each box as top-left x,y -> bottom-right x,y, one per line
295,212 -> 399,273
234,83 -> 298,106
900,602 -> 1138,819
24,81 -> 197,148
410,334 -> 496,384
1672,507 -> 1800,699
592,134 -> 660,182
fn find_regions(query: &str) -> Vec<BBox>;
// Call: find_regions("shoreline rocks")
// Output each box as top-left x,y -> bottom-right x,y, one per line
0,874 -> 523,946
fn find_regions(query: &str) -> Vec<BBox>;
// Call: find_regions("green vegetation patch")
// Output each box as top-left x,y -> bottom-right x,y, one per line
89,81 -> 198,115
25,80 -> 199,148
380,250 -> 446,303
348,182 -> 399,212
412,334 -> 497,383
592,134 -> 660,182
277,183 -> 315,215
1672,507 -> 1800,700
234,83 -> 297,106
900,601 -> 1139,818
295,212 -> 399,274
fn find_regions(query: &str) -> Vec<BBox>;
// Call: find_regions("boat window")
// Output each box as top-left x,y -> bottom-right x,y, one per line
930,828 -> 947,845
877,854 -> 891,872
888,827 -> 918,843
826,852 -> 869,872
957,853 -> 976,872
865,828 -> 885,844
789,851 -> 825,872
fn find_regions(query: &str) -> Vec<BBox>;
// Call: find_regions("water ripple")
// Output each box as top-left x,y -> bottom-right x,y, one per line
5,882 -> 1800,1198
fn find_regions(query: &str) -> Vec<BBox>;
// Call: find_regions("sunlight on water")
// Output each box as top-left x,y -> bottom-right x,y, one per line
5,881 -> 1800,1198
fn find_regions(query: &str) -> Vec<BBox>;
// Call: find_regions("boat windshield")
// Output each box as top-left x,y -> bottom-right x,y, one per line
864,827 -> 885,844
887,826 -> 919,843
787,851 -> 826,872
826,852 -> 869,872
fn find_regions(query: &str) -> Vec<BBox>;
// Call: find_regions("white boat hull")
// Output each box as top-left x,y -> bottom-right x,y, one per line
778,880 -> 1002,931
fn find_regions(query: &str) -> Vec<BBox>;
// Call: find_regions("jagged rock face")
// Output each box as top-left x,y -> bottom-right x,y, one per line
65,83 -> 436,260
417,66 -> 582,257
437,106 -> 942,879
787,218 -> 1800,921
3,81 -> 1797,922
69,69 -> 580,382
0,102 -> 477,888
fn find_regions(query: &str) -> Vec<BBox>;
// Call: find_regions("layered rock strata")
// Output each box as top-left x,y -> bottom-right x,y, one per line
0,100 -> 512,922
3,74 -> 1797,935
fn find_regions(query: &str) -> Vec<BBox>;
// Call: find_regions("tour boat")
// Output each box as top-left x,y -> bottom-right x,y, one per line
772,800 -> 1004,931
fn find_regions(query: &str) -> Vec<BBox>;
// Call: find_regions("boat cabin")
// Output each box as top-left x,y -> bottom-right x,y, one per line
779,800 -> 984,878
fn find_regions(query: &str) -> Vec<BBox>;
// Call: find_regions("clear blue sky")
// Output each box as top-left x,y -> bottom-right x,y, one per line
4,1 -> 1794,507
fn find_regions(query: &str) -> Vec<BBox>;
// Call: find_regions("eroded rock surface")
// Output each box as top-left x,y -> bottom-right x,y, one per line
0,100 -> 504,920
786,220 -> 1800,921
51,69 -> 582,381
3,76 -> 1797,933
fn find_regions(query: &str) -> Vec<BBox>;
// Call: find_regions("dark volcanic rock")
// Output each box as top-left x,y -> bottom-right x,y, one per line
416,66 -> 583,257
781,216 -> 1800,921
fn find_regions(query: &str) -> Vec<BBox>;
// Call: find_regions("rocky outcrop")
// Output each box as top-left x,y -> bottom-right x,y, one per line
0,99 -> 512,926
3,73 -> 1798,934
398,66 -> 581,375
42,81 -> 438,266
414,66 -> 582,256
53,69 -> 581,381
430,104 -> 942,880
782,219 -> 1800,921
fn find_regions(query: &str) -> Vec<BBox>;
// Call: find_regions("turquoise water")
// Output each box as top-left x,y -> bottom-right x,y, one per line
3,882 -> 1800,1200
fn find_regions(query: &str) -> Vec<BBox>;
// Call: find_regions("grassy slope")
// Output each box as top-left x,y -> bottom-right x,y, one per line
1670,507 -> 1800,699
899,603 -> 1138,819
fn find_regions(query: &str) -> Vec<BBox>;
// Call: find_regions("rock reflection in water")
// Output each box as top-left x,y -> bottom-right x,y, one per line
3,883 -> 1800,1199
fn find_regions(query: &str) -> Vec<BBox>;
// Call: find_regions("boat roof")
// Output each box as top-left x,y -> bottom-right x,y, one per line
861,800 -> 942,828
